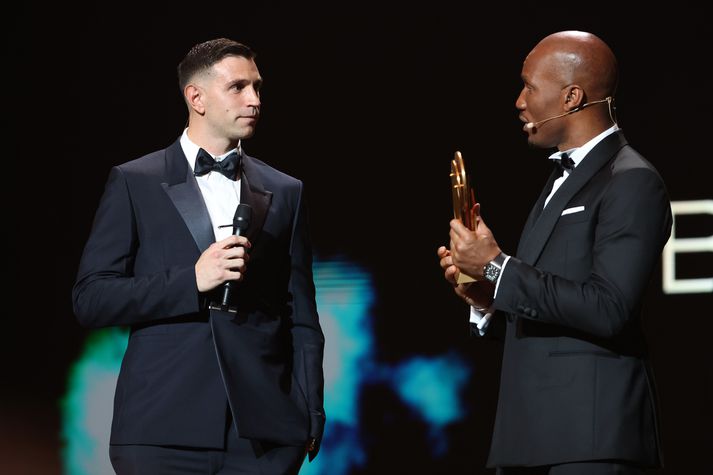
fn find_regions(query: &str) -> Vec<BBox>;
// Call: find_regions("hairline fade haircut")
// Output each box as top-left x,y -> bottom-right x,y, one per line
177,38 -> 256,92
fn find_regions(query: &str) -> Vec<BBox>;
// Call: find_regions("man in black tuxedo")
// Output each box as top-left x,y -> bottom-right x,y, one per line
73,38 -> 325,474
438,31 -> 670,474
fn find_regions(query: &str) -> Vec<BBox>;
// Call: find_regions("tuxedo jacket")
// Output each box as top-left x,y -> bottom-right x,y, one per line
73,139 -> 325,454
484,131 -> 670,468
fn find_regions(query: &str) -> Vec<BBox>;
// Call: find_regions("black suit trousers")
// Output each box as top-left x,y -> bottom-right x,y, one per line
497,461 -> 645,474
109,419 -> 305,475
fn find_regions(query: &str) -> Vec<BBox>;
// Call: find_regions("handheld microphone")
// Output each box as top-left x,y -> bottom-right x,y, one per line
525,96 -> 613,130
220,203 -> 252,308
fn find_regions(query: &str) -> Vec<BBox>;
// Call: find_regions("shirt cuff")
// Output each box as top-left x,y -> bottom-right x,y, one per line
469,306 -> 493,336
492,255 -> 511,298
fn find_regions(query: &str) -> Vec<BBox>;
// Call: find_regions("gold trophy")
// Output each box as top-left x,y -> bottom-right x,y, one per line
450,151 -> 478,283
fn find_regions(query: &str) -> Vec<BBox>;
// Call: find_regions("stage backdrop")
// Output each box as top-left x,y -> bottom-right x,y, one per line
8,3 -> 711,474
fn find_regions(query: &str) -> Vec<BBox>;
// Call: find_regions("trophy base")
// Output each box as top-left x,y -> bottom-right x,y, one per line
456,272 -> 476,284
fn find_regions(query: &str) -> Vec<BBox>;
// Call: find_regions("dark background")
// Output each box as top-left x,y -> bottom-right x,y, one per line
8,2 -> 711,473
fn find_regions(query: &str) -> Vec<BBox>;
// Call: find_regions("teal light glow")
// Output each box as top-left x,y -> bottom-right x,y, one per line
61,327 -> 128,475
299,258 -> 375,475
391,353 -> 470,427
390,353 -> 471,455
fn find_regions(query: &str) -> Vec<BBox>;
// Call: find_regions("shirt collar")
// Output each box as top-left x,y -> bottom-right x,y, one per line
180,128 -> 241,171
548,125 -> 619,168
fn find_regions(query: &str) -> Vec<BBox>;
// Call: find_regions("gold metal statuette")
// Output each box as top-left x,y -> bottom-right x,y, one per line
450,151 -> 478,283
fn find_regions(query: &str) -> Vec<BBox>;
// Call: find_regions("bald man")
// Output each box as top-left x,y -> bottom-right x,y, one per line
74,38 -> 324,474
438,31 -> 669,474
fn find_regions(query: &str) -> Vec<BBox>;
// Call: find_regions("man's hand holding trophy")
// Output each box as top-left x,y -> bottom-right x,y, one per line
450,151 -> 478,284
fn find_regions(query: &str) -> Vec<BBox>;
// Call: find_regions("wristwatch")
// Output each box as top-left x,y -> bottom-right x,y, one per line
483,252 -> 507,283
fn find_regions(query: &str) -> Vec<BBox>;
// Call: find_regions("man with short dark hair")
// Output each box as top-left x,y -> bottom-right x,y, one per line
74,38 -> 325,474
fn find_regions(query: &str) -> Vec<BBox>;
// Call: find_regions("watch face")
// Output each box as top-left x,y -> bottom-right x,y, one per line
484,263 -> 499,283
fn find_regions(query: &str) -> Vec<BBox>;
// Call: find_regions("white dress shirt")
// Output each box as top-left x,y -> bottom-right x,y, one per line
469,125 -> 620,335
544,125 -> 619,207
180,129 -> 242,242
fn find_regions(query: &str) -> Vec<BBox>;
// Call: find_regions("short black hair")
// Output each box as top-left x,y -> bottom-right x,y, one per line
177,38 -> 255,92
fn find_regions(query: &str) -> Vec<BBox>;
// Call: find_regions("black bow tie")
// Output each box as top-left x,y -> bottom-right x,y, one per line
553,152 -> 575,176
194,148 -> 241,180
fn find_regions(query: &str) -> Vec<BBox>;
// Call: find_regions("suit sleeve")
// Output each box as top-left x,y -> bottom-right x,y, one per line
72,167 -> 201,328
494,168 -> 672,338
287,181 -> 326,455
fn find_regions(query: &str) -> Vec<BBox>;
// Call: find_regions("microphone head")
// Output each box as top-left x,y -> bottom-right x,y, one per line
233,203 -> 252,231
525,122 -> 535,130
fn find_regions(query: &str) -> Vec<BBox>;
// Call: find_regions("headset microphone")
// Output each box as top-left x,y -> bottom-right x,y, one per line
525,96 -> 614,130
525,110 -> 575,130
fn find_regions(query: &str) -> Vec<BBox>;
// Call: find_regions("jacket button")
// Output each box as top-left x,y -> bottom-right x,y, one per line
530,309 -> 538,318
507,314 -> 515,323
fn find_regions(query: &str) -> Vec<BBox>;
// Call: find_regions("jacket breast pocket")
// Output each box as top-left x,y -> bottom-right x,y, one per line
553,211 -> 595,281
557,208 -> 589,225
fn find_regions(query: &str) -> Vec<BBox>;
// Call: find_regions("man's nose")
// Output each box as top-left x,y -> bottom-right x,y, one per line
246,86 -> 261,107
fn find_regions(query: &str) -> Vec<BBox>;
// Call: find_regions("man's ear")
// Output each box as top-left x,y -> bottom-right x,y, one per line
563,85 -> 584,111
184,84 -> 205,115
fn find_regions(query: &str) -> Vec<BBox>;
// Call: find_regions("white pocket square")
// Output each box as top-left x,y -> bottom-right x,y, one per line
561,206 -> 585,216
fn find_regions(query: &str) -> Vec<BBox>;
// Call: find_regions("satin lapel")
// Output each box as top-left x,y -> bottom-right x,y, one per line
161,139 -> 215,253
239,155 -> 272,243
517,131 -> 628,265
516,169 -> 559,256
